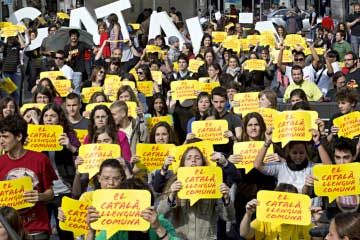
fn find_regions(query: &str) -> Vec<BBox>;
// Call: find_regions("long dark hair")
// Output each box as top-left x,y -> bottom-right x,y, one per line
0,96 -> 19,119
88,105 -> 117,142
40,103 -> 74,133
148,93 -> 168,117
193,92 -> 212,121
149,121 -> 178,145
0,206 -> 27,240
241,112 -> 266,141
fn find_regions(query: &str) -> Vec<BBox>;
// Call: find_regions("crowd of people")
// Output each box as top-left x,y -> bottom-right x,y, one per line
0,2 -> 360,240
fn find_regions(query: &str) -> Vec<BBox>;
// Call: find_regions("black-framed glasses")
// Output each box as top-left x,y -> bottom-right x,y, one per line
294,58 -> 304,62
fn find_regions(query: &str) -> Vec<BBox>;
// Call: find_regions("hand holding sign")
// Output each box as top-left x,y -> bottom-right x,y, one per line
256,190 -> 311,226
177,166 -> 223,206
0,177 -> 34,210
78,144 -> 121,178
59,197 -> 90,237
91,189 -> 151,238
313,163 -> 360,203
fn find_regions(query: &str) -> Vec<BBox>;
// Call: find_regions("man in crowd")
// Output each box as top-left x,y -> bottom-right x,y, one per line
0,115 -> 57,238
65,93 -> 89,129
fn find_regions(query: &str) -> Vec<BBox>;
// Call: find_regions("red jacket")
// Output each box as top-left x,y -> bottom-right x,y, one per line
322,17 -> 334,31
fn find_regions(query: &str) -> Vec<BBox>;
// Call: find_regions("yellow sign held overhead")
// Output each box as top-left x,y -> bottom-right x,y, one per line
0,77 -> 17,94
145,115 -> 173,130
40,71 -> 64,81
212,31 -> 228,43
150,71 -> 162,85
272,111 -> 312,147
188,59 -> 204,73
57,12 -> 70,19
81,87 -> 103,103
178,166 -> 223,206
233,141 -> 274,173
51,79 -> 71,97
313,163 -> 360,203
20,103 -> 46,114
243,59 -> 266,71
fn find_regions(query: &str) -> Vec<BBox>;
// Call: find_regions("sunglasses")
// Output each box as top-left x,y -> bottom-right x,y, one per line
55,56 -> 64,60
294,58 -> 304,62
137,71 -> 144,74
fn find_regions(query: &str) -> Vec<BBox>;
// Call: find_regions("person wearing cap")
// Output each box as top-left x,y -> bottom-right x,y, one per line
167,36 -> 181,64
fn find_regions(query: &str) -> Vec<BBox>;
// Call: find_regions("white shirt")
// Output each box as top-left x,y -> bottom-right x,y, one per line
261,161 -> 316,194
285,65 -> 317,84
59,64 -> 74,80
315,62 -> 342,95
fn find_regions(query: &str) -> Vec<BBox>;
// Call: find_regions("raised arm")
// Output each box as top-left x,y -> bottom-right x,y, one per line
253,128 -> 273,171
276,43 -> 286,73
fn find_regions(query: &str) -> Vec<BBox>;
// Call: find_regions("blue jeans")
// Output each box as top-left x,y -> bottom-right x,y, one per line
351,35 -> 360,57
3,71 -> 22,104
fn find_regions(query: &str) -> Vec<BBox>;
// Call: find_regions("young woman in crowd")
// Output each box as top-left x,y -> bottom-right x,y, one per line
83,65 -> 106,88
0,96 -> 19,120
40,103 -> 80,239
84,105 -> 131,161
0,206 -> 27,240
186,92 -> 212,133
157,146 -> 235,239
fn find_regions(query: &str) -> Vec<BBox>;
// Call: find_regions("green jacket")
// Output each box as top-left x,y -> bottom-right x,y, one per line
95,214 -> 178,240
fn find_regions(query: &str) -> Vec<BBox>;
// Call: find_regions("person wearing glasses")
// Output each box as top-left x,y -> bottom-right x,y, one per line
344,51 -> 360,94
277,42 -> 320,84
53,50 -> 73,80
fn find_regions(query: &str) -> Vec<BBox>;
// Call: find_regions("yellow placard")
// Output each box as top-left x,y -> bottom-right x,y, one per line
297,110 -> 318,130
212,31 -> 228,43
272,111 -> 312,147
37,17 -> 47,25
198,77 -> 210,83
178,166 -> 222,206
196,82 -> 220,94
78,144 -> 121,179
173,62 -> 179,71
137,81 -> 153,97
0,28 -> 17,37
260,33 -> 275,48
91,189 -> 151,237
74,129 -> 88,144
257,190 -> 311,226
40,71 -> 64,81
245,108 -> 278,128
192,120 -> 229,144
150,71 -> 162,85
239,38 -> 250,51
333,112 -> 360,139
243,59 -> 266,72
271,49 -> 293,64
25,124 -> 63,152
51,79 -> 71,97
85,102 -> 112,118
0,177 -> 34,210
20,103 -> 46,114
81,87 -> 103,103
313,163 -> 360,203
145,45 -> 161,53
0,77 -> 17,94
126,101 -> 137,118
136,144 -> 176,172
0,22 -> 12,28
223,38 -> 241,53
225,22 -> 235,29
233,92 -> 260,115
129,68 -> 139,81
169,140 -> 215,172
129,23 -> 140,30
59,196 -> 90,237
104,74 -> 121,97
247,35 -> 261,46
57,12 -> 70,19
145,115 -> 173,130
171,80 -> 197,101
121,81 -> 136,90
304,48 -> 325,56
283,34 -> 307,48
188,59 -> 204,73
233,141 -> 274,173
